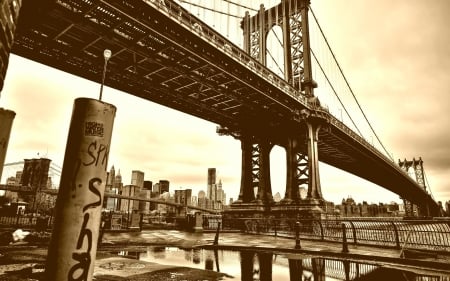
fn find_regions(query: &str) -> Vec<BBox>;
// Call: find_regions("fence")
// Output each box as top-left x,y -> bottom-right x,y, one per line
222,217 -> 450,253
0,214 -> 53,231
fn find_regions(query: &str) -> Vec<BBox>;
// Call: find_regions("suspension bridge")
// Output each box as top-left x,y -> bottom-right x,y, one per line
0,0 -> 441,217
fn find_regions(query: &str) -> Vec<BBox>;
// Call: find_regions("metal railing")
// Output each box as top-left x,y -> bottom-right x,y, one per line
222,217 -> 450,253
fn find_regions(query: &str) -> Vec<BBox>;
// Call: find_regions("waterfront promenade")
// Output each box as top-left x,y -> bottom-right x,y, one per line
1,230 -> 449,280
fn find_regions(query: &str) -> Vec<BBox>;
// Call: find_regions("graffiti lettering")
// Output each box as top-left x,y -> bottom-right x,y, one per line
83,178 -> 102,212
84,141 -> 109,167
68,213 -> 92,281
68,177 -> 102,280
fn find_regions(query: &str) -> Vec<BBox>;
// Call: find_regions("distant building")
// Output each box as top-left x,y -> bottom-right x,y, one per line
207,168 -> 216,206
191,196 -> 198,206
138,189 -> 152,214
131,170 -> 144,188
198,190 -> 208,209
153,183 -> 160,195
216,179 -> 226,209
206,168 -> 226,210
143,180 -> 153,191
15,171 -> 22,186
336,197 -> 401,217
107,166 -> 116,189
119,185 -> 140,213
159,180 -> 170,194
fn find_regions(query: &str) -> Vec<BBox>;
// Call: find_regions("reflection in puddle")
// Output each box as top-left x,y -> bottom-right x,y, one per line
116,247 -> 450,280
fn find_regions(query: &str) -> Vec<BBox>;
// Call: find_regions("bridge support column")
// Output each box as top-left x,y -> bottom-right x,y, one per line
305,121 -> 323,201
236,135 -> 255,204
274,118 -> 325,218
283,137 -> 307,203
255,139 -> 274,206
226,135 -> 273,216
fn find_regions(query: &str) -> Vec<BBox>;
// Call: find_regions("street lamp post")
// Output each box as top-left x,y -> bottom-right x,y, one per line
99,49 -> 112,101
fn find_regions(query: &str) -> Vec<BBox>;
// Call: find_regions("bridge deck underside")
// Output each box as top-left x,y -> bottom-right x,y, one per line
10,0 -> 437,213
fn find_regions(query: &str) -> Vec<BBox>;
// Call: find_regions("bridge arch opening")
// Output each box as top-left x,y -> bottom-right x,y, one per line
266,25 -> 285,79
270,145 -> 286,202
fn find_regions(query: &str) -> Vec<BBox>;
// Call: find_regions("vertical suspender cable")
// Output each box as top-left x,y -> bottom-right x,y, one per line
227,0 -> 230,37
213,0 -> 216,27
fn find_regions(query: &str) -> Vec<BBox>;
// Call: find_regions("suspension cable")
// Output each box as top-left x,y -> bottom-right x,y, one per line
270,28 -> 284,48
311,49 -> 362,136
267,49 -> 284,76
221,0 -> 258,12
423,171 -> 435,200
309,6 -> 392,160
178,0 -> 243,18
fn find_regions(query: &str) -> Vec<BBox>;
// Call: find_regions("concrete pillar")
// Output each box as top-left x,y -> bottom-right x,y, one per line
0,108 -> 15,182
45,98 -> 116,281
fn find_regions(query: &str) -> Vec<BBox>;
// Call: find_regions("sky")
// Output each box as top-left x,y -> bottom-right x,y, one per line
1,0 -> 449,205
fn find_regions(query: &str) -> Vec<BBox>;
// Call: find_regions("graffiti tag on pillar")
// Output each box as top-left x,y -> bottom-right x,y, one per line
83,178 -> 102,212
68,177 -> 103,281
84,122 -> 104,137
68,213 -> 92,281
68,138 -> 108,280
84,141 -> 109,167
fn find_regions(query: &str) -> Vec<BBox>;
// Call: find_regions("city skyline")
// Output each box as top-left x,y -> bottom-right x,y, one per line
0,0 -> 449,205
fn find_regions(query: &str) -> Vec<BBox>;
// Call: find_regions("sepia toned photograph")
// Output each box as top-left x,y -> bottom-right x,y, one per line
0,0 -> 449,280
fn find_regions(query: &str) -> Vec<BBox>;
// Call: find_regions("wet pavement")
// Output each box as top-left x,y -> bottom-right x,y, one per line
102,230 -> 450,274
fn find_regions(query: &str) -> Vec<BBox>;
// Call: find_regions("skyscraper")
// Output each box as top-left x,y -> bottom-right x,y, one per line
159,180 -> 170,194
107,165 -> 115,188
131,170 -> 144,188
143,180 -> 153,191
207,168 -> 217,209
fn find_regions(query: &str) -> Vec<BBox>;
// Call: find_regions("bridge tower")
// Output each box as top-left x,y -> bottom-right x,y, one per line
224,0 -> 326,219
398,157 -> 429,217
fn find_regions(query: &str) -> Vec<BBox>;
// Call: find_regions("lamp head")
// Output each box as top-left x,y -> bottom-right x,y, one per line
103,49 -> 112,61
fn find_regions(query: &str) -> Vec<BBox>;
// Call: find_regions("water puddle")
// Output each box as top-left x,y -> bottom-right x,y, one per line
115,247 -> 450,280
